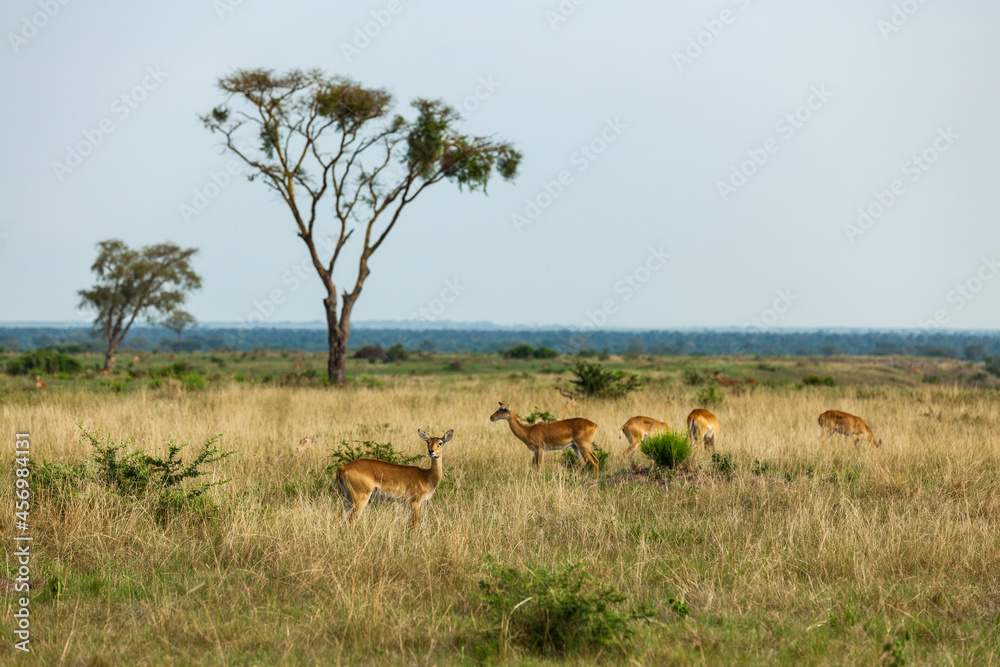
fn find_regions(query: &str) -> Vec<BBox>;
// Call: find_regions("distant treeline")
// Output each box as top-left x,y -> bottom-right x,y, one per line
3,326 -> 1000,360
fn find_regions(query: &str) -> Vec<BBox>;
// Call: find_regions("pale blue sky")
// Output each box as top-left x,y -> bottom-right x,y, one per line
1,0 -> 998,330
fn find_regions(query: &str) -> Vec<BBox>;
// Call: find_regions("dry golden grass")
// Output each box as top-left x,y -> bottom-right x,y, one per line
3,377 -> 1000,664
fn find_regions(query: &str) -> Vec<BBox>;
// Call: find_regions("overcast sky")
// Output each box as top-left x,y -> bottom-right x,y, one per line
2,0 -> 998,331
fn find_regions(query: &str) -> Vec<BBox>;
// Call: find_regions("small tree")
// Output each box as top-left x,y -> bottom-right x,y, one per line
78,240 -> 201,370
202,69 -> 521,383
568,360 -> 641,398
162,310 -> 197,351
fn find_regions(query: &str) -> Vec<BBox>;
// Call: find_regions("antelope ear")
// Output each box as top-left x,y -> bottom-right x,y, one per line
417,429 -> 430,443
498,401 -> 503,406
442,429 -> 454,443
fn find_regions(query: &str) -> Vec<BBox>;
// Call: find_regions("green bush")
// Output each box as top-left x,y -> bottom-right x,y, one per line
383,343 -> 409,363
568,360 -> 641,398
711,452 -> 736,476
325,440 -> 421,471
696,385 -> 724,407
681,369 -> 704,386
985,356 -> 1000,378
562,443 -> 610,472
182,374 -> 206,391
523,407 -> 558,425
532,346 -> 559,359
500,344 -> 536,359
802,375 -> 836,386
477,561 -> 654,658
6,348 -> 83,375
641,430 -> 691,469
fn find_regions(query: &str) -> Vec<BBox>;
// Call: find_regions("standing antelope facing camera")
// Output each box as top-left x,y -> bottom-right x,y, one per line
490,402 -> 600,473
687,409 -> 719,449
818,410 -> 881,448
619,416 -> 669,462
336,429 -> 453,528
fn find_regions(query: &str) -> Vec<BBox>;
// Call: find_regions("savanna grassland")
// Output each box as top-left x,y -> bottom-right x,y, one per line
2,351 -> 1000,665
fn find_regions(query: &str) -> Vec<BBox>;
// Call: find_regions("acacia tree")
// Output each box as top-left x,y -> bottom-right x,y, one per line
201,69 -> 521,383
78,240 -> 201,370
163,310 -> 197,350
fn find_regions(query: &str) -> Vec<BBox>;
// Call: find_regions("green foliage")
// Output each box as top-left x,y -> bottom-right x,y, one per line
79,426 -> 233,510
682,369 -> 704,386
561,443 -> 610,472
568,360 -> 641,398
353,344 -> 385,362
802,375 -> 836,386
29,460 -> 90,498
6,348 -> 83,375
641,430 -> 691,469
696,385 -> 724,407
882,627 -> 910,667
500,344 -> 560,360
383,343 -> 409,363
477,561 -> 654,658
751,459 -> 770,476
985,356 -> 1000,378
325,440 -> 421,471
922,375 -> 941,384
182,373 -> 206,391
523,407 -> 558,425
711,452 -> 736,476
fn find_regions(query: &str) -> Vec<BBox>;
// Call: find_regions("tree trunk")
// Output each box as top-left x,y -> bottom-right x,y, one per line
103,342 -> 118,371
325,295 -> 348,384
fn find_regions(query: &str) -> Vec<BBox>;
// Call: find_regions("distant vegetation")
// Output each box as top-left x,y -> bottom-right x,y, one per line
4,326 -> 999,359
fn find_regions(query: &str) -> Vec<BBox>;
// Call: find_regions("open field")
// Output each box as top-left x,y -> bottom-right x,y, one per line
3,355 -> 1000,664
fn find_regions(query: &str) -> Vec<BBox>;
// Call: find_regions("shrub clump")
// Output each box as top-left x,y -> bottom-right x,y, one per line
568,360 -> 641,399
325,440 -> 421,471
802,375 -> 836,386
500,343 -> 560,360
641,430 -> 691,469
6,348 -> 83,375
523,407 -> 558,425
711,452 -> 736,476
696,385 -> 724,407
477,561 -> 654,659
383,343 -> 409,363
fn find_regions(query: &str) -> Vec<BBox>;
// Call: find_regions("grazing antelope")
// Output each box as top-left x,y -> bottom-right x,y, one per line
818,410 -> 881,448
97,368 -> 111,377
687,409 -> 720,449
490,402 -> 600,473
34,375 -> 48,389
557,388 -> 579,410
296,436 -> 320,454
619,416 -> 669,461
745,378 -> 758,386
715,374 -> 742,387
336,429 -> 453,527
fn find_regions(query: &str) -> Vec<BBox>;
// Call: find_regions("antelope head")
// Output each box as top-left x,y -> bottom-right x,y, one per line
417,428 -> 454,458
490,402 -> 512,422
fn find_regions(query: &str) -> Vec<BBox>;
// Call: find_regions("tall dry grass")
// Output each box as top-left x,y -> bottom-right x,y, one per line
2,378 -> 999,664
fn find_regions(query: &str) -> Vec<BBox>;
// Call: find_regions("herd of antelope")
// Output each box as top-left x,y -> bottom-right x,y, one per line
330,392 -> 881,527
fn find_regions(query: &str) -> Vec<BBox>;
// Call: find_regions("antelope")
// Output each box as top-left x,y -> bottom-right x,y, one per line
97,368 -> 111,377
745,378 -> 758,386
34,375 -> 47,389
557,388 -> 578,410
490,402 -> 600,473
687,409 -> 720,449
336,429 -> 453,527
619,416 -> 669,461
296,436 -> 320,453
818,410 -> 881,448
715,374 -> 742,387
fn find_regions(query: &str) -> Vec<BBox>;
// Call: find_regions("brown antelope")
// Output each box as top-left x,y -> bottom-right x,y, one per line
818,410 -> 881,448
687,409 -> 720,449
715,374 -> 742,387
619,416 -> 669,461
296,436 -> 320,454
557,388 -> 579,410
336,429 -> 453,527
97,368 -> 111,377
34,375 -> 48,389
745,378 -> 758,386
490,402 -> 600,473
